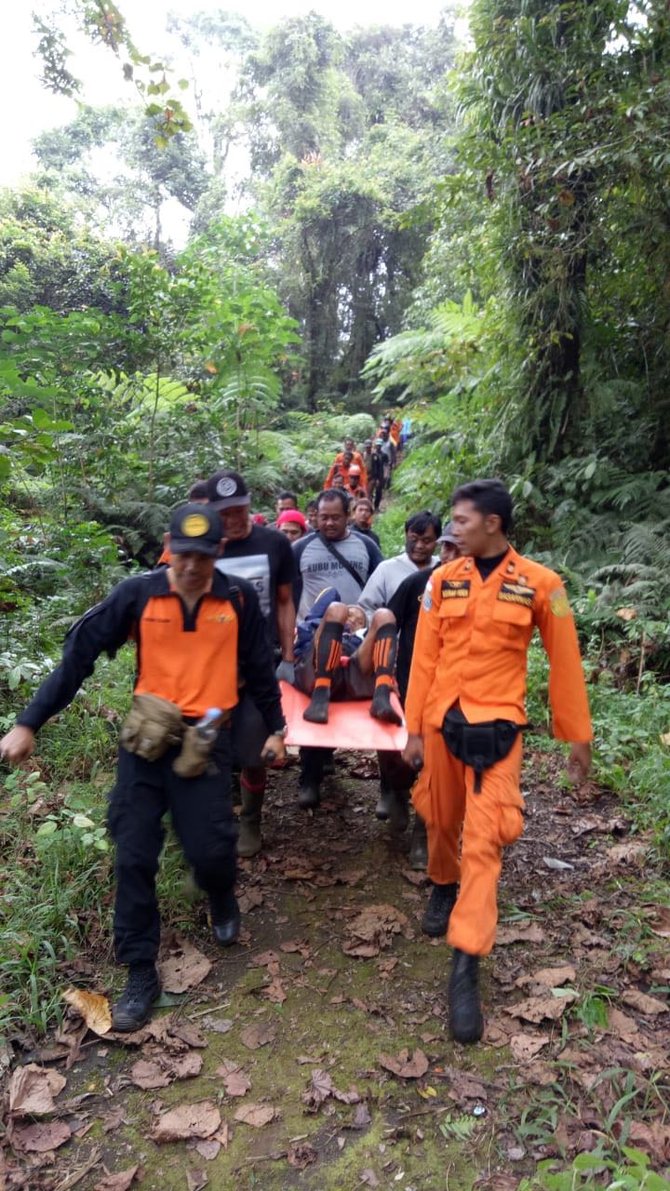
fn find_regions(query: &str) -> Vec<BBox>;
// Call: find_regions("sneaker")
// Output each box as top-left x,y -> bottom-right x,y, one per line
421,882 -> 458,937
449,949 -> 484,1044
210,895 -> 241,947
111,964 -> 161,1033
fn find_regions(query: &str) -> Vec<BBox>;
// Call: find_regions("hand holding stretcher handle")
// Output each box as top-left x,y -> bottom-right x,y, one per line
260,733 -> 287,766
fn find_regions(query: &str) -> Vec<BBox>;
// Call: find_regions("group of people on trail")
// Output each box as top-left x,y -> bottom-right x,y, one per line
323,418 -> 403,511
1,459 -> 592,1047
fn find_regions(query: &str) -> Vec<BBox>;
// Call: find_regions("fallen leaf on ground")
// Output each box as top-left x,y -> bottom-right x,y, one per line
441,1067 -> 488,1104
379,1048 -> 429,1079
238,888 -> 264,912
240,1022 -> 276,1050
151,1101 -> 221,1142
401,869 -> 429,886
62,987 -> 112,1035
496,922 -> 545,945
510,1034 -> 549,1062
627,1120 -> 670,1164
233,1102 -> 277,1127
130,1059 -> 171,1090
351,1102 -> 372,1130
10,1119 -> 72,1152
9,1064 -> 66,1117
361,1169 -> 380,1187
622,988 -> 667,1016
516,965 -> 576,988
505,990 -> 577,1023
263,977 -> 287,1004
604,1006 -> 642,1043
199,1016 -> 233,1034
279,939 -> 311,957
186,1171 -> 208,1191
101,1105 -> 126,1133
287,1141 -> 318,1169
606,841 -> 648,865
649,906 -> 670,938
303,1068 -> 336,1111
343,904 -> 409,957
159,937 -> 212,994
94,1167 -> 140,1191
252,950 -> 281,968
216,1060 -> 251,1097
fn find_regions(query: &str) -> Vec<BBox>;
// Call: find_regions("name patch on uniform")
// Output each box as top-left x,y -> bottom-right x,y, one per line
441,580 -> 470,600
497,582 -> 535,608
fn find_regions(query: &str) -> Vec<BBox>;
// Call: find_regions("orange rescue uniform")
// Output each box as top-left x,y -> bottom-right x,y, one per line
327,451 -> 368,489
405,546 -> 592,956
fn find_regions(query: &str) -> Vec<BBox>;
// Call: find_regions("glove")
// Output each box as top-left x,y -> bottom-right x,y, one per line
276,659 -> 295,685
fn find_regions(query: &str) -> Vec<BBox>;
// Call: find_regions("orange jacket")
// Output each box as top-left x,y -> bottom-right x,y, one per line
328,451 -> 368,489
405,546 -> 592,742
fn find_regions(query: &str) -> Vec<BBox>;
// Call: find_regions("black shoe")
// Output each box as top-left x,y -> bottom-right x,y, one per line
387,791 -> 410,834
211,895 -> 241,947
303,687 -> 330,724
449,949 -> 484,1044
370,686 -> 402,726
111,964 -> 161,1033
408,815 -> 428,870
421,882 -> 458,937
298,783 -> 320,809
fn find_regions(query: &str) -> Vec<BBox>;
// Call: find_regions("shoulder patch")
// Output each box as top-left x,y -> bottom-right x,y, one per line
549,586 -> 571,617
422,579 -> 433,612
441,579 -> 471,600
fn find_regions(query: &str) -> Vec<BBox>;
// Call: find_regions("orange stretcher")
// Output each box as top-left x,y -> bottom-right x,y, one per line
279,681 -> 407,752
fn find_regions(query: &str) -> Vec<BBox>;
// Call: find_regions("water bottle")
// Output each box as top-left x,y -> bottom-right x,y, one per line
195,707 -> 222,742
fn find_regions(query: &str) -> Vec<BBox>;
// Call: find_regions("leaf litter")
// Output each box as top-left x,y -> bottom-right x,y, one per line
4,745 -> 670,1187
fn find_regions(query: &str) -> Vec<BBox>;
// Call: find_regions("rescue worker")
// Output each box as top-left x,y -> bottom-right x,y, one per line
0,504 -> 288,1032
333,437 -> 368,489
325,451 -> 354,490
346,464 -> 366,502
403,479 -> 592,1044
205,469 -> 297,859
368,440 -> 386,510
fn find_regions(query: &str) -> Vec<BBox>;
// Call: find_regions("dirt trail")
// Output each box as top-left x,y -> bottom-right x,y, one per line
4,746 -> 670,1190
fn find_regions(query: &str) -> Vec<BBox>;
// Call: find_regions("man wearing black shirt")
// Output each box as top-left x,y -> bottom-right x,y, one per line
206,469 -> 297,857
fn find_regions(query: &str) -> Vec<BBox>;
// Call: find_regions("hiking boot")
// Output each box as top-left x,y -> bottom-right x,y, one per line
421,882 -> 458,937
375,787 -> 392,820
210,894 -> 241,947
298,783 -> 320,809
111,964 -> 161,1033
408,815 -> 428,870
387,790 -> 410,834
238,790 -> 263,858
303,687 -> 330,724
449,949 -> 484,1044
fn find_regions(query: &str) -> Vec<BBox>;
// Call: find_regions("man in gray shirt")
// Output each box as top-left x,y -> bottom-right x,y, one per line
358,511 -> 440,622
293,490 -> 382,618
292,489 -> 382,808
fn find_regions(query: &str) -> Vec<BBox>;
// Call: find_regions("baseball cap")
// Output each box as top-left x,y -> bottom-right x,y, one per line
437,520 -> 458,545
169,503 -> 222,556
206,469 -> 252,510
277,509 -> 307,530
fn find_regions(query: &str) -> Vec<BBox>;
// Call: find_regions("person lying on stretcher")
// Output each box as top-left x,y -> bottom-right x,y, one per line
292,587 -> 402,727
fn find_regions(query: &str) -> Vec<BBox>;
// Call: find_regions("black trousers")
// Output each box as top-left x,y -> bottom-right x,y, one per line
108,731 -> 237,966
378,749 -> 415,795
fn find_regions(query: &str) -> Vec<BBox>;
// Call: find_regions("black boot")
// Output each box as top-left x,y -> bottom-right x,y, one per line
387,790 -> 410,834
111,963 -> 161,1032
408,814 -> 428,869
449,949 -> 484,1044
298,782 -> 320,809
375,786 -> 392,820
210,893 -> 241,947
370,685 -> 402,725
421,882 -> 458,937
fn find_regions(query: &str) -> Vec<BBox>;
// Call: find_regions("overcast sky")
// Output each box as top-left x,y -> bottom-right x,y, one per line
2,1 -> 460,187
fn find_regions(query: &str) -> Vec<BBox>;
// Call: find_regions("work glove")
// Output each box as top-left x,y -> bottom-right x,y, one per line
275,660 -> 295,685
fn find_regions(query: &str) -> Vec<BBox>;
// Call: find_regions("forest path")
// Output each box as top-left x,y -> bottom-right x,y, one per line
5,744 -> 670,1191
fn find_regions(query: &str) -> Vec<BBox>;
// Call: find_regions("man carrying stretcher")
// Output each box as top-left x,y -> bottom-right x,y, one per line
292,588 -> 402,727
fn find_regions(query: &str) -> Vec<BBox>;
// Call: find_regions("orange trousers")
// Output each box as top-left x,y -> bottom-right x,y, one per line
411,726 -> 524,956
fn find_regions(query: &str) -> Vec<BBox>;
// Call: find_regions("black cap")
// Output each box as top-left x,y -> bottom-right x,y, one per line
206,469 -> 251,510
169,503 -> 222,556
437,520 -> 458,545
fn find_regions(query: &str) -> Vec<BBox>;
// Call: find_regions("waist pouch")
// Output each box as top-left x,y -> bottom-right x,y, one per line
120,694 -> 184,762
172,712 -> 230,779
441,707 -> 525,793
